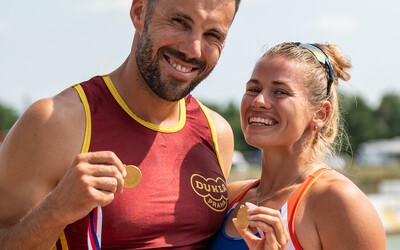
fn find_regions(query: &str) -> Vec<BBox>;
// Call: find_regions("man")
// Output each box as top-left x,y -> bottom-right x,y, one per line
0,0 -> 240,248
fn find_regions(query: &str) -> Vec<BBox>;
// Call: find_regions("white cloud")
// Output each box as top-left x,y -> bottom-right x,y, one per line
0,20 -> 8,33
83,0 -> 131,14
314,16 -> 357,32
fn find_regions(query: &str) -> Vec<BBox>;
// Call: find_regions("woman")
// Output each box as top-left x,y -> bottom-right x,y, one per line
211,42 -> 386,249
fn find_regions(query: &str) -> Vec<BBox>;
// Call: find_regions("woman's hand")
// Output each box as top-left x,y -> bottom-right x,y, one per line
233,202 -> 289,250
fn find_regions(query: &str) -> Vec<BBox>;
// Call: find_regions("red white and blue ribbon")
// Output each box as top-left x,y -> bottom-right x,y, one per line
87,206 -> 102,250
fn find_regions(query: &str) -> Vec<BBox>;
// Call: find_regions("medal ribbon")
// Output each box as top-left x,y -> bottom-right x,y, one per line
87,206 -> 102,250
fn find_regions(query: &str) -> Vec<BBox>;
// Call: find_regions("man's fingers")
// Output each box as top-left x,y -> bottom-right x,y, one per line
94,188 -> 115,207
76,151 -> 126,176
74,152 -> 126,193
92,176 -> 119,193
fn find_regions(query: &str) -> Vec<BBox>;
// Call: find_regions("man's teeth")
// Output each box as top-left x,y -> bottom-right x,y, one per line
171,62 -> 191,73
249,117 -> 276,126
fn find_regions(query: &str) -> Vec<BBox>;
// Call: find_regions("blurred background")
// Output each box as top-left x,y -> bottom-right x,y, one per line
1,0 -> 400,248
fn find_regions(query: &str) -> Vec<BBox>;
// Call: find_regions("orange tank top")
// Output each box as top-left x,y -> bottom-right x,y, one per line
224,168 -> 331,250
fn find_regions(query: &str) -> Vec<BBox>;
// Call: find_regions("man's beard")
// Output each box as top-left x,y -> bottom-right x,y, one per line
135,28 -> 213,102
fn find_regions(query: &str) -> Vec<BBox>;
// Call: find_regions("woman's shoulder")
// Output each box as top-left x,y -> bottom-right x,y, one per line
311,169 -> 360,195
307,169 -> 379,229
307,169 -> 365,205
304,170 -> 386,248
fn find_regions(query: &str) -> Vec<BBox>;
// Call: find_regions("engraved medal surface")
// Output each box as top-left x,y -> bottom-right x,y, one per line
124,165 -> 142,188
236,205 -> 249,229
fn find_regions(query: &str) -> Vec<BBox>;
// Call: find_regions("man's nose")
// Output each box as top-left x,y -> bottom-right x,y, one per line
178,32 -> 202,59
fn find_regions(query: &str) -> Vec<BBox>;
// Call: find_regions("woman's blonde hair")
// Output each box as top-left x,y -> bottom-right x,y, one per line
264,42 -> 352,163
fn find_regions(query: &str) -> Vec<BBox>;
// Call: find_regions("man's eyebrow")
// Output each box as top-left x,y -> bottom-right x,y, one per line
173,12 -> 227,39
174,13 -> 194,23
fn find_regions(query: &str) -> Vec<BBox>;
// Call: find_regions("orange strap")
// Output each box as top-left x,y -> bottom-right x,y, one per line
287,168 -> 331,250
228,179 -> 260,210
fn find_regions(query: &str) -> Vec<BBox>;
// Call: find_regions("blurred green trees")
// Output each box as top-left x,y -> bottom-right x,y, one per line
204,101 -> 255,152
342,92 -> 400,153
0,102 -> 18,132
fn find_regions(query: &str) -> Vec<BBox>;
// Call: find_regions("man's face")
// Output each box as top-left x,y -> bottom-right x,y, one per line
135,0 -> 236,101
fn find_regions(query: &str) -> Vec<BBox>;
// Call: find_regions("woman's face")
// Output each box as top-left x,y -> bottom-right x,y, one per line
240,55 -> 314,150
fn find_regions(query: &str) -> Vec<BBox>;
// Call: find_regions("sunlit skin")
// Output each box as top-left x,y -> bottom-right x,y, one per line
241,55 -> 315,153
134,0 -> 235,101
0,0 -> 237,248
223,53 -> 386,249
110,0 -> 237,125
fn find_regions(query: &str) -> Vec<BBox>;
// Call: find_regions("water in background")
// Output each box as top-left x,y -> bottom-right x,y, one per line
387,234 -> 400,249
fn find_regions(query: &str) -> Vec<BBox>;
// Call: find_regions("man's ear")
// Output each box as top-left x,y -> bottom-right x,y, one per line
311,101 -> 332,130
131,0 -> 145,32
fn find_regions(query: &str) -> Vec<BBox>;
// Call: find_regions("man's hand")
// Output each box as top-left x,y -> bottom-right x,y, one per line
49,151 -> 127,224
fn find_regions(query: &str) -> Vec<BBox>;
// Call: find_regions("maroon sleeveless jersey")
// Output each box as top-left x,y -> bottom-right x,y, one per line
56,75 -> 228,249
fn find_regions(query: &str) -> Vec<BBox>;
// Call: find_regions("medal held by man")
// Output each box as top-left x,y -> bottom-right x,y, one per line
124,165 -> 142,188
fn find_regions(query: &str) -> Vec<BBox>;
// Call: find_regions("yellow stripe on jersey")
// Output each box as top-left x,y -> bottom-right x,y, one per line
52,231 -> 69,250
102,75 -> 186,133
197,100 -> 225,179
73,84 -> 92,153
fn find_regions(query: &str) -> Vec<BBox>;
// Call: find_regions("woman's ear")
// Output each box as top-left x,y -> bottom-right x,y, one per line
312,101 -> 332,130
131,0 -> 145,32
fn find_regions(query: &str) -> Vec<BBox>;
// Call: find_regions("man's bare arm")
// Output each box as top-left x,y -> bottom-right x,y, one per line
0,89 -> 127,249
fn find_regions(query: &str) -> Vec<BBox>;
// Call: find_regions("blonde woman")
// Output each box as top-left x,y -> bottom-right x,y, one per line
211,42 -> 386,250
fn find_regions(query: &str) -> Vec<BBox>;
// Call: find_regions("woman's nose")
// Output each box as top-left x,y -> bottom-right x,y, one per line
251,92 -> 272,110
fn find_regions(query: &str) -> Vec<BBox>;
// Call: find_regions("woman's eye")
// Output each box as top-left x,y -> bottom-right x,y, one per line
275,90 -> 289,95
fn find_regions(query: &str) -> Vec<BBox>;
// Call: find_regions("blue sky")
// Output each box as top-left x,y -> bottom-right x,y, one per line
1,0 -> 399,113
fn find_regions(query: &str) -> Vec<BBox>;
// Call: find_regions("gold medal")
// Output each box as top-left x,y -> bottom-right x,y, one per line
124,165 -> 142,188
236,205 -> 249,229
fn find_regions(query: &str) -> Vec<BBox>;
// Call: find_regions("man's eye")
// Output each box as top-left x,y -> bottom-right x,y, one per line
172,18 -> 188,28
206,32 -> 221,40
246,88 -> 260,93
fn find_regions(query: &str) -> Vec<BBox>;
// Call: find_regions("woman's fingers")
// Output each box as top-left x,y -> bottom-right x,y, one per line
233,218 -> 264,249
248,212 -> 288,246
234,202 -> 289,249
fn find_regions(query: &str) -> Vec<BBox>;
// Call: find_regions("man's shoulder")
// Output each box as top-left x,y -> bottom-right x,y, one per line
26,87 -> 83,122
